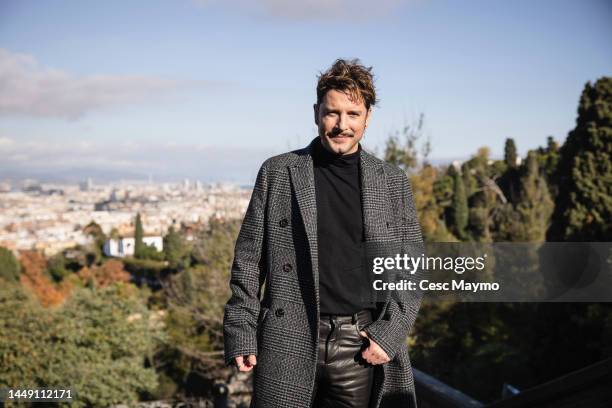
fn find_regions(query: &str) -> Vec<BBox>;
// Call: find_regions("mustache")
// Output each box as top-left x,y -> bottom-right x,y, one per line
328,131 -> 354,137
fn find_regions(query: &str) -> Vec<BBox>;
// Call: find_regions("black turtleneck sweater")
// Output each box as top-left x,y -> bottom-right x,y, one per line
312,138 -> 374,315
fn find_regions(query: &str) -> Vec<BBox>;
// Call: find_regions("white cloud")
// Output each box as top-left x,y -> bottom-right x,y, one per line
0,137 -> 273,182
0,137 -> 15,149
0,48 -> 200,120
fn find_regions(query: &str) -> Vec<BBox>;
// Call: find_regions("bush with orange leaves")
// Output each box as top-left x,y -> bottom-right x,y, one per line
19,250 -> 71,308
18,251 -> 131,308
78,259 -> 131,288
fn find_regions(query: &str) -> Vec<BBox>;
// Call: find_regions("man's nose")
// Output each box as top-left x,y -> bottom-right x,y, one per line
335,113 -> 349,132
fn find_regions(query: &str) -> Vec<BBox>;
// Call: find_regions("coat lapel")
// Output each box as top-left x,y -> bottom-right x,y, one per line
288,144 -> 319,303
360,149 -> 389,242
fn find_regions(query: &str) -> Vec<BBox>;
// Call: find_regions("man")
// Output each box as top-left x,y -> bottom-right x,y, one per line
224,59 -> 424,408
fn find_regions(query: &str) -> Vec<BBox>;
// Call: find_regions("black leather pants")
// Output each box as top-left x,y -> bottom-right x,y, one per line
311,309 -> 375,408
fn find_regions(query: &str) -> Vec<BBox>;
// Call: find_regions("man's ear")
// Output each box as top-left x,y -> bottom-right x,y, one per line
365,107 -> 372,128
313,103 -> 319,126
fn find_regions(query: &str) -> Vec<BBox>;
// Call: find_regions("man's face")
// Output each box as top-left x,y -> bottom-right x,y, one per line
314,89 -> 371,155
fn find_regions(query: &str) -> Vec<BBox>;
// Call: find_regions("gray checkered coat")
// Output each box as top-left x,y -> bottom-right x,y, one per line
224,137 -> 424,408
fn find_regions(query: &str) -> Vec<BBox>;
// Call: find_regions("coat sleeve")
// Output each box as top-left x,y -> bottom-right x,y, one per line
364,173 -> 425,361
223,162 -> 269,367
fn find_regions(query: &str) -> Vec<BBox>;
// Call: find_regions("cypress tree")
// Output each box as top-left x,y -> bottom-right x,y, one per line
500,139 -> 521,205
536,136 -> 561,198
547,77 -> 612,241
451,169 -> 469,240
504,138 -> 518,168
515,151 -> 554,241
134,213 -> 144,258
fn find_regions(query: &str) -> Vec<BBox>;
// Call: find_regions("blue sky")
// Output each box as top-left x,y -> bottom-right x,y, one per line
0,0 -> 610,183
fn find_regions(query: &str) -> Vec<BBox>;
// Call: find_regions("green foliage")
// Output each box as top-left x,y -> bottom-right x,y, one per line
384,133 -> 414,170
504,138 -> 518,168
191,218 -> 241,272
140,243 -> 165,261
164,266 -> 225,358
514,151 -> 554,241
158,219 -> 240,388
110,227 -> 120,240
450,169 -> 469,240
0,282 -> 52,388
134,213 -> 144,258
84,221 -> 106,245
164,227 -> 191,271
548,76 -> 612,241
83,221 -> 107,263
535,136 -> 560,194
0,283 -> 161,407
122,257 -> 166,286
433,173 -> 453,207
411,301 -> 612,402
48,253 -> 70,282
383,114 -> 429,172
130,213 -> 165,262
0,247 -> 20,282
381,78 -> 612,403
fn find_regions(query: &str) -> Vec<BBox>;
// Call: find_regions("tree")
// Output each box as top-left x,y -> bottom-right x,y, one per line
504,138 -> 518,169
0,283 -> 55,389
0,247 -> 20,282
138,244 -> 165,262
547,77 -> 612,241
191,218 -> 241,270
83,221 -> 107,263
134,213 -> 144,258
410,165 -> 456,242
450,169 -> 469,240
83,221 -> 106,248
164,227 -> 191,270
539,137 -> 560,180
158,219 -> 241,389
110,227 -> 120,240
0,283 -> 162,407
78,259 -> 131,288
514,151 -> 554,241
383,114 -> 428,173
47,253 -> 70,282
19,250 -> 69,307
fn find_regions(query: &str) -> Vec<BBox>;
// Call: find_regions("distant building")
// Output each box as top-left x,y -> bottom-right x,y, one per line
0,182 -> 11,193
22,179 -> 41,192
80,178 -> 93,192
103,236 -> 163,257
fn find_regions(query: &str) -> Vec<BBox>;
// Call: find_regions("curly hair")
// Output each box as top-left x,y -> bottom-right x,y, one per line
316,58 -> 378,110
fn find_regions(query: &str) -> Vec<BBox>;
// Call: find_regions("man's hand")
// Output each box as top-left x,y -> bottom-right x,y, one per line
234,355 -> 257,372
359,331 -> 390,365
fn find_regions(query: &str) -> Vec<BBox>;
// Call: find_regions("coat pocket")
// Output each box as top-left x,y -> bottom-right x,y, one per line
256,306 -> 269,345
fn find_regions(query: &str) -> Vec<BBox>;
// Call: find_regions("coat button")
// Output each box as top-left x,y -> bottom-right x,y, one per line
275,308 -> 285,317
283,263 -> 293,272
279,218 -> 289,228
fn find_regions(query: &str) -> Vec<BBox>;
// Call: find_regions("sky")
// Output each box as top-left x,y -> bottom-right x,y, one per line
0,0 -> 611,183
